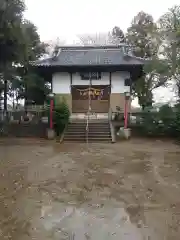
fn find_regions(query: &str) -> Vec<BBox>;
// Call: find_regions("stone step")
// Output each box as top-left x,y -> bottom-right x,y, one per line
68,125 -> 110,128
63,121 -> 111,143
70,121 -> 109,124
64,138 -> 112,142
64,133 -> 111,137
67,129 -> 110,132
69,123 -> 109,126
70,118 -> 109,121
70,119 -> 109,122
67,130 -> 110,134
65,131 -> 111,135
65,134 -> 111,138
71,119 -> 108,121
67,126 -> 110,130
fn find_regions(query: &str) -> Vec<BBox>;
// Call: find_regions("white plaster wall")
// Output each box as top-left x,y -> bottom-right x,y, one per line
52,72 -> 70,94
111,71 -> 130,93
72,73 -> 89,85
52,71 -> 130,94
72,72 -> 110,85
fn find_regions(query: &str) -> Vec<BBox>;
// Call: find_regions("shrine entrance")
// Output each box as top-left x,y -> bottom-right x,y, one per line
71,85 -> 110,113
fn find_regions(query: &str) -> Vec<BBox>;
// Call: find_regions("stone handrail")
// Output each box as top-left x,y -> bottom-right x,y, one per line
108,108 -> 116,143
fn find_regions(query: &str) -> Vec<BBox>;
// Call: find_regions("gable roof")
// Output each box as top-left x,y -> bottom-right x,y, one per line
31,45 -> 145,67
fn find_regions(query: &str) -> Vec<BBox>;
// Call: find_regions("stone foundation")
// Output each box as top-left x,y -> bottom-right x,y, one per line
110,93 -> 131,112
47,128 -> 55,140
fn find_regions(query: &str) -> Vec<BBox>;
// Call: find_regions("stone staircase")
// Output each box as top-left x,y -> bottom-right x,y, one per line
63,119 -> 112,142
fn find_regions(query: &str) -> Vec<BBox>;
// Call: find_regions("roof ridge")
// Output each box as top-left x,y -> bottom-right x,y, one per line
60,48 -> 125,52
59,44 -> 129,50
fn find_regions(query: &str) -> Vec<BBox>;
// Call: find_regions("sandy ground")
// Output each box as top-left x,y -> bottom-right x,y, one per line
0,138 -> 180,239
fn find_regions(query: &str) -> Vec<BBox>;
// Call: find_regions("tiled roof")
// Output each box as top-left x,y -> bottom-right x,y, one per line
31,45 -> 145,67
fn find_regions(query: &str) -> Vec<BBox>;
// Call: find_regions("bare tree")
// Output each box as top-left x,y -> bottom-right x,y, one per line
45,38 -> 66,57
77,29 -> 128,46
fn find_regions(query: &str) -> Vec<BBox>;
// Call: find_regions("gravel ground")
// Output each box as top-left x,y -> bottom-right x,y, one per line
0,138 -> 180,239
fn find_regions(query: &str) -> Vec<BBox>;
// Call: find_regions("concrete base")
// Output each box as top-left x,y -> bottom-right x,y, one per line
117,127 -> 131,140
47,128 -> 55,140
123,128 -> 131,140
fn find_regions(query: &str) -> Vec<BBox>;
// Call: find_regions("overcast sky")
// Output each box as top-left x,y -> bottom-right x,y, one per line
24,0 -> 179,43
24,0 -> 179,104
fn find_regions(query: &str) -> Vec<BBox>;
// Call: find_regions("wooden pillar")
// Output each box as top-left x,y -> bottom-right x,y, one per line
109,72 -> 112,110
50,99 -> 54,129
124,92 -> 130,129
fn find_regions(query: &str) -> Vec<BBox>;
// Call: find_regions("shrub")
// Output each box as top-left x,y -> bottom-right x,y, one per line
53,99 -> 70,136
171,103 -> 180,138
158,104 -> 175,136
138,108 -> 160,137
132,104 -> 180,139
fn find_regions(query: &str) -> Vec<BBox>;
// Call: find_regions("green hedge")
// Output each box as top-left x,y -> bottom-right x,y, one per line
131,104 -> 180,138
